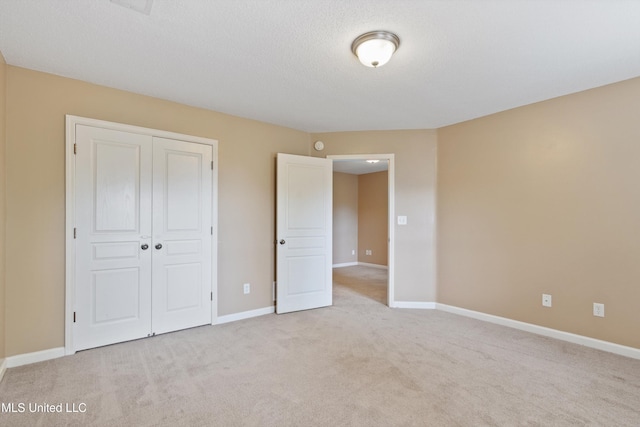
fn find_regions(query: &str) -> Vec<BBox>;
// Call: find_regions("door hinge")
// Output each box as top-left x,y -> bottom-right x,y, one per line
210,292 -> 213,301
211,226 -> 213,235
211,160 -> 213,170
73,143 -> 77,154
74,228 -> 77,239
73,311 -> 76,323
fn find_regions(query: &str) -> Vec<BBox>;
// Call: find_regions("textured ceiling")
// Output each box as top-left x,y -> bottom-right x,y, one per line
1,1 -> 640,132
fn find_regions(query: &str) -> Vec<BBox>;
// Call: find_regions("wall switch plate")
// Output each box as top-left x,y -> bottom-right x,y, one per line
542,294 -> 552,307
397,215 -> 408,225
365,250 -> 372,256
593,303 -> 605,317
243,283 -> 250,294
352,249 -> 355,255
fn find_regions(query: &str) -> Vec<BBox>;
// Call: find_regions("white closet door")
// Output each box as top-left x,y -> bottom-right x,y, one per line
75,125 -> 153,351
151,137 -> 213,334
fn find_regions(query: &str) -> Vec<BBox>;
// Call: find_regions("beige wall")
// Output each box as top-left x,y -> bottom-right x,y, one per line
311,130 -> 437,302
358,171 -> 388,266
333,172 -> 358,265
9,55 -> 638,357
438,76 -> 640,349
4,66 -> 310,356
0,52 -> 6,361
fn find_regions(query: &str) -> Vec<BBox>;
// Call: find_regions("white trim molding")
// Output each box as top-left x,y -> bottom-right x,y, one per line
5,304 -> 640,371
0,358 -> 6,382
392,301 -> 436,309
333,262 -> 389,269
390,300 -> 640,359
333,262 -> 358,268
4,306 -> 274,371
6,347 -> 66,368
215,306 -> 275,325
437,304 -> 640,360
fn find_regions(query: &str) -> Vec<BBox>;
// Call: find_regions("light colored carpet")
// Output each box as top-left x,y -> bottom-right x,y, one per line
1,266 -> 640,426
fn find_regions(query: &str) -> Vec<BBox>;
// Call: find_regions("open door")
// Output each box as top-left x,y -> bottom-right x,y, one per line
276,153 -> 333,314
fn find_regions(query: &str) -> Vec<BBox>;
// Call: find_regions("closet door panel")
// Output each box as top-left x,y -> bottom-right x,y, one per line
151,137 -> 213,334
74,125 -> 153,351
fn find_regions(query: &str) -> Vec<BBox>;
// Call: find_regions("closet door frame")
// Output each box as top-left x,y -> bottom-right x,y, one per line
64,115 -> 219,355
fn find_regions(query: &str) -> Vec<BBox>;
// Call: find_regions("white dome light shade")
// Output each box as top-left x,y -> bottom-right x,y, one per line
351,31 -> 400,68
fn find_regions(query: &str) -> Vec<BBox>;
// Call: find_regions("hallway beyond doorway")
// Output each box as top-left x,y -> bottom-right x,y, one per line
333,265 -> 388,306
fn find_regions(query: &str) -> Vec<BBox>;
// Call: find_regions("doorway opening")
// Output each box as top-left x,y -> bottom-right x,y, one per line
327,154 -> 395,307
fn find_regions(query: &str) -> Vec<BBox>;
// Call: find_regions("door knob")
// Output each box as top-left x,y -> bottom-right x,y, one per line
155,243 -> 163,250
141,244 -> 149,250
279,239 -> 286,245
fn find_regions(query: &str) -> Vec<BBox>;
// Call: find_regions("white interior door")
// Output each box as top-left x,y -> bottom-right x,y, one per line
276,153 -> 333,314
75,125 -> 153,351
151,137 -> 212,334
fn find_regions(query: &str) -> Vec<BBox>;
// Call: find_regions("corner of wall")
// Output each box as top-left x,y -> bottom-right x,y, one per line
432,130 -> 439,304
0,49 -> 7,365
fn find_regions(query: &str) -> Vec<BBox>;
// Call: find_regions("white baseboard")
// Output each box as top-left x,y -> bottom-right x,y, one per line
5,304 -> 637,375
3,308 -> 274,370
393,301 -> 436,309
389,300 -> 640,360
215,305 -> 275,325
436,303 -> 640,360
333,262 -> 357,268
357,262 -> 388,270
332,262 -> 389,270
6,347 -> 66,368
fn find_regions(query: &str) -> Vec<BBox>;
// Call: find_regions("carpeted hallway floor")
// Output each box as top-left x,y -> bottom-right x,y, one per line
1,265 -> 640,426
332,265 -> 388,305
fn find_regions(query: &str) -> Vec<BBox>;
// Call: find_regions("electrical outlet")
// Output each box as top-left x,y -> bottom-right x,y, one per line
243,283 -> 250,295
365,250 -> 372,256
397,215 -> 408,225
542,294 -> 552,307
593,303 -> 605,317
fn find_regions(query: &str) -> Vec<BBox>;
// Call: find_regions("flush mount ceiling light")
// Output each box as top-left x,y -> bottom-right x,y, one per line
351,31 -> 400,68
